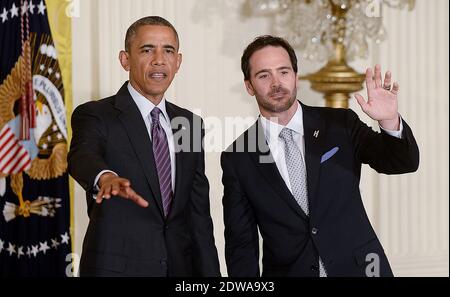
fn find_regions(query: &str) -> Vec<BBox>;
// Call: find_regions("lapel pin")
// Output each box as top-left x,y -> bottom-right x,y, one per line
313,130 -> 320,138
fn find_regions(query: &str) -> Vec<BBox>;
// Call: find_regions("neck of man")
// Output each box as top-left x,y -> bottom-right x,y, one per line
129,80 -> 164,106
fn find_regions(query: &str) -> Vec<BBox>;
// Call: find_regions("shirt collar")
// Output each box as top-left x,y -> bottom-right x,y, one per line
127,82 -> 170,121
260,101 -> 304,145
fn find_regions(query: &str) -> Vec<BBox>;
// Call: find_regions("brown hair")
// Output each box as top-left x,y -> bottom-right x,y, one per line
241,35 -> 298,80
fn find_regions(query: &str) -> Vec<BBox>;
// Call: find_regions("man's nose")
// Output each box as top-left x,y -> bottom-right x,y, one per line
270,75 -> 281,88
151,48 -> 164,66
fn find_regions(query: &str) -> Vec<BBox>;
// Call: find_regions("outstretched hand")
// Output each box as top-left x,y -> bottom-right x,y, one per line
354,64 -> 400,131
95,173 -> 149,208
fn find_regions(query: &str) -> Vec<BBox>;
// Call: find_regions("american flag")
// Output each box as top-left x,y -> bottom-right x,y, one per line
0,120 -> 32,175
0,0 -> 71,276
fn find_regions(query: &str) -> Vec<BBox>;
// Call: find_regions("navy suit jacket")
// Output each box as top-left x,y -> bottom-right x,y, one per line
68,82 -> 220,276
221,102 -> 419,277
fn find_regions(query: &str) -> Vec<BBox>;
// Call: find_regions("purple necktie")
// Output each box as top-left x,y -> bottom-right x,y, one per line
150,107 -> 173,217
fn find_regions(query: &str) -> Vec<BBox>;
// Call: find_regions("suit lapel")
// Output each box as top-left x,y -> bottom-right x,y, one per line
301,103 -> 327,217
247,120 -> 309,221
114,83 -> 164,218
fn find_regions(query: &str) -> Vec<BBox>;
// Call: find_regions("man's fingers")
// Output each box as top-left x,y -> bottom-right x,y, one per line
118,178 -> 131,188
383,71 -> 392,90
374,64 -> 382,88
132,195 -> 149,208
391,82 -> 399,95
365,68 -> 375,90
111,183 -> 121,196
126,188 -> 149,208
96,189 -> 104,204
114,186 -> 149,208
354,93 -> 368,111
102,184 -> 112,199
95,177 -> 147,208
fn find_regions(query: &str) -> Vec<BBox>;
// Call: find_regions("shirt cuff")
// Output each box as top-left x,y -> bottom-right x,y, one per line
92,170 -> 118,199
379,115 -> 404,139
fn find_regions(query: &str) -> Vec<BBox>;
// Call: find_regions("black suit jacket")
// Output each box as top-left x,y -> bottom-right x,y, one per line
221,102 -> 419,277
68,82 -> 220,276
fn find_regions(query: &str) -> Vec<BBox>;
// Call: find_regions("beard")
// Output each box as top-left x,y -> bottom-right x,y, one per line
255,85 -> 297,113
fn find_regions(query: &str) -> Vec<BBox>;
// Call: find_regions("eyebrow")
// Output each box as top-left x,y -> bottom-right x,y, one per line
254,66 -> 292,77
139,44 -> 177,51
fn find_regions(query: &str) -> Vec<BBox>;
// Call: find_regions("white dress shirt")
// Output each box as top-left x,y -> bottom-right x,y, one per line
93,82 -> 176,193
259,101 -> 404,193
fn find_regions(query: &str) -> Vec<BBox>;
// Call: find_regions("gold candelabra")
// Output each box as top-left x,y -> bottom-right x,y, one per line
299,1 -> 364,108
247,0 -> 415,108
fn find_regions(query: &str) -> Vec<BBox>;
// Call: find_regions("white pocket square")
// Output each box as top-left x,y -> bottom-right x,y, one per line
320,146 -> 339,163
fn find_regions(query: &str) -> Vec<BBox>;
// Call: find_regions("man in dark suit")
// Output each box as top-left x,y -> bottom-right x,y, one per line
68,16 -> 220,277
221,35 -> 419,277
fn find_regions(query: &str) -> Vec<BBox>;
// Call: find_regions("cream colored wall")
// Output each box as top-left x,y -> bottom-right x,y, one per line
369,0 -> 449,276
71,0 -> 448,276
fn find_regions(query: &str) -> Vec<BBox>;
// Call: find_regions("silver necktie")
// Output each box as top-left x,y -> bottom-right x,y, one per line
279,128 -> 327,277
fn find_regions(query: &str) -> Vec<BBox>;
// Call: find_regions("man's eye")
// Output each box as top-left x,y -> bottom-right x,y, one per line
258,74 -> 268,79
165,49 -> 175,54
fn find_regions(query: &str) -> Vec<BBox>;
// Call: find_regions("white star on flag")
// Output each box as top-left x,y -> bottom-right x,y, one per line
0,239 -> 4,253
29,0 -> 35,14
7,243 -> 16,256
60,232 -> 70,244
51,238 -> 60,249
17,246 -> 24,259
37,0 -> 46,15
39,241 -> 50,254
31,245 -> 39,257
1,8 -> 8,23
10,3 -> 19,18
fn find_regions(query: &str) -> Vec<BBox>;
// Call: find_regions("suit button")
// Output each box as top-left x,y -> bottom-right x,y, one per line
160,259 -> 167,266
311,227 -> 318,235
165,225 -> 169,230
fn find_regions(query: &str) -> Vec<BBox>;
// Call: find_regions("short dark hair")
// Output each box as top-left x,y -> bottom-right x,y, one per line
241,35 -> 298,80
125,16 -> 179,52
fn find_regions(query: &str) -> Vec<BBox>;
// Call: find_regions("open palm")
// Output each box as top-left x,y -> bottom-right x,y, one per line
355,64 -> 399,122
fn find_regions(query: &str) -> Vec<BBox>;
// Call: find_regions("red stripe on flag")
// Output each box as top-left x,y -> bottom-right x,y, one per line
8,149 -> 30,174
16,157 -> 32,173
0,126 -> 11,139
0,145 -> 23,172
0,132 -> 17,153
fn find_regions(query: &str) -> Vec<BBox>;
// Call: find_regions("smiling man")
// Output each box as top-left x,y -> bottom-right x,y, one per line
68,16 -> 220,277
221,35 -> 419,277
